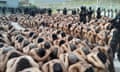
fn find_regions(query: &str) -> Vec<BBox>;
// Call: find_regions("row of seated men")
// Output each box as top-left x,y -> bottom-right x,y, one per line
15,10 -> 119,62
9,12 -> 113,46
0,13 -> 115,72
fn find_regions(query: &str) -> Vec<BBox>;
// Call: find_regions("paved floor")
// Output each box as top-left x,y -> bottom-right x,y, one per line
114,54 -> 120,72
11,22 -> 25,30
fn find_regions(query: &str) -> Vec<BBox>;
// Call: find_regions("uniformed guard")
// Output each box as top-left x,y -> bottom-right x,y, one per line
110,12 -> 120,60
17,7 -> 22,13
96,7 -> 101,19
111,9 -> 113,18
2,7 -> 6,15
79,6 -> 87,24
29,9 -> 35,17
108,9 -> 110,17
115,9 -> 118,17
88,7 -> 94,22
63,8 -> 67,15
108,13 -> 120,72
40,8 -> 46,15
77,8 -> 80,14
48,8 -> 52,16
0,7 -> 2,13
24,7 -> 29,14
11,8 -> 15,14
103,8 -> 106,17
72,9 -> 77,15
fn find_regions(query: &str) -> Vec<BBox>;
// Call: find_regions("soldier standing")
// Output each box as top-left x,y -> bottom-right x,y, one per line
115,9 -> 118,16
2,7 -> 6,15
103,12 -> 120,72
96,7 -> 101,19
110,12 -> 120,60
72,9 -> 77,15
88,7 -> 94,22
48,8 -> 52,16
29,9 -> 34,16
108,12 -> 120,72
77,8 -> 80,14
79,6 -> 87,24
108,9 -> 110,17
63,8 -> 67,15
103,8 -> 106,17
111,9 -> 113,18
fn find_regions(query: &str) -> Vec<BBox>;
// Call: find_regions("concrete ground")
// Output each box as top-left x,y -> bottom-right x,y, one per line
114,54 -> 120,72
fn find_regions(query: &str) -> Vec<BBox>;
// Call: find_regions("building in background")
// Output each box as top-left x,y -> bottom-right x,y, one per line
29,0 -> 120,9
19,0 -> 30,6
0,0 -> 19,8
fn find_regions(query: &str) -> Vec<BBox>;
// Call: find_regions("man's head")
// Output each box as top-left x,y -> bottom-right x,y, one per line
89,7 -> 92,10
